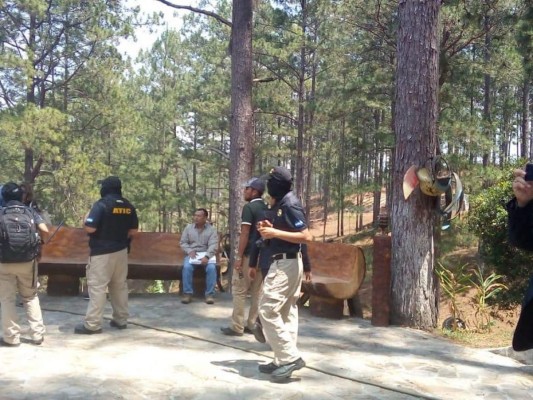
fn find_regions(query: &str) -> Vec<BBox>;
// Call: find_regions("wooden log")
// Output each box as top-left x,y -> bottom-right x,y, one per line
39,226 -> 222,295
303,242 -> 366,319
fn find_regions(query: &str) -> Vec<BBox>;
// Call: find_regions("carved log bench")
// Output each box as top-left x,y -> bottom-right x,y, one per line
302,241 -> 366,319
39,226 -> 222,296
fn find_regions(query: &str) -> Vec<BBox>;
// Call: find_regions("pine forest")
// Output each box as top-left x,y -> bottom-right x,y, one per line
1,0 -> 533,329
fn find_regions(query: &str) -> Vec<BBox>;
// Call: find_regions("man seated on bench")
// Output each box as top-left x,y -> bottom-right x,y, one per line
180,208 -> 218,305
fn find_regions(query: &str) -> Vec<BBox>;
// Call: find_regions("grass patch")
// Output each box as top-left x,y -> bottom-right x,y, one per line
438,327 -> 513,348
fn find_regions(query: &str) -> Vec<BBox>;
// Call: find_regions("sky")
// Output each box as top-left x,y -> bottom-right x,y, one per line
118,0 -> 198,59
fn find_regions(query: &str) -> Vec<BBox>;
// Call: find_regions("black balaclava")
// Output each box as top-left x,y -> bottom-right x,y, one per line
98,176 -> 122,197
1,182 -> 23,202
267,166 -> 292,201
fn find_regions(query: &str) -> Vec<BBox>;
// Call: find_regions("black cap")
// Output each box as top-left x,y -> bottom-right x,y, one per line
97,176 -> 122,189
1,182 -> 23,202
269,166 -> 292,183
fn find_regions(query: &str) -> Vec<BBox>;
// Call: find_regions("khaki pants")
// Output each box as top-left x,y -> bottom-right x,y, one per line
0,260 -> 45,344
230,255 -> 263,333
84,249 -> 129,330
259,254 -> 303,366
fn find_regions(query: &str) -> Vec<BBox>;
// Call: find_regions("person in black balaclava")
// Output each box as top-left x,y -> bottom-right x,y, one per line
100,177 -> 122,198
255,166 -> 312,383
74,176 -> 138,335
266,167 -> 292,202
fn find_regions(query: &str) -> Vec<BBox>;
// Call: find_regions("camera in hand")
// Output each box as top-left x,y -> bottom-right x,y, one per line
526,163 -> 533,181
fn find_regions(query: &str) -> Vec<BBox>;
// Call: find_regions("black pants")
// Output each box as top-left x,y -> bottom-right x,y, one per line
513,275 -> 533,351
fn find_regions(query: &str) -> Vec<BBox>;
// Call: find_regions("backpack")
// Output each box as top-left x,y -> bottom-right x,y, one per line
0,205 -> 40,263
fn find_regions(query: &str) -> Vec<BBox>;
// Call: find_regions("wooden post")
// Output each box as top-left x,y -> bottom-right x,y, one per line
372,207 -> 391,326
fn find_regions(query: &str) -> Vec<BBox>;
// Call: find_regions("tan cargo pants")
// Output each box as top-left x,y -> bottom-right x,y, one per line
259,253 -> 303,366
84,249 -> 129,330
0,260 -> 45,344
230,255 -> 263,333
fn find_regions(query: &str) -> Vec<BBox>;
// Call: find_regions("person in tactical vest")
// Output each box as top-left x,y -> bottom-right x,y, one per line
75,176 -> 138,334
0,182 -> 49,347
255,166 -> 312,382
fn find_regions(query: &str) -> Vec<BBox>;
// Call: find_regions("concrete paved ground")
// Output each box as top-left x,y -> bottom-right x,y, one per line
1,292 -> 532,399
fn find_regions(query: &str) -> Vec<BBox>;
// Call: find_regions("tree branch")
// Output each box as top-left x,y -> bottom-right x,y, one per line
156,0 -> 232,27
253,77 -> 277,83
254,110 -> 298,125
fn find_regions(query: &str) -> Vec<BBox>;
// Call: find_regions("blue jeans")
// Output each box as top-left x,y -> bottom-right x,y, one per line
182,257 -> 216,296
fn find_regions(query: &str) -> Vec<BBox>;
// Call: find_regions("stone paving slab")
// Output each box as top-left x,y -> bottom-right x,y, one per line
1,293 -> 532,399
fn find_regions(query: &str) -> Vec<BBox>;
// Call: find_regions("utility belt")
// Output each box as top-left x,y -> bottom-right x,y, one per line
270,252 -> 299,262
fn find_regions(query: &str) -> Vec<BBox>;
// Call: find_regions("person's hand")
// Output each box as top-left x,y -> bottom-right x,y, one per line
304,271 -> 312,282
188,251 -> 197,259
257,220 -> 273,229
512,168 -> 533,207
82,211 -> 90,226
201,256 -> 209,266
234,258 -> 242,272
249,267 -> 257,281
258,226 -> 277,239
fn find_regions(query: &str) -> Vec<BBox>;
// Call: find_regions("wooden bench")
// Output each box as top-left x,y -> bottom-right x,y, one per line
301,241 -> 366,319
39,225 -> 222,296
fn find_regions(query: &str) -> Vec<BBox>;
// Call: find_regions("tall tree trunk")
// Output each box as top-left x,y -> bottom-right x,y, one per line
24,12 -> 38,184
337,117 -> 346,237
321,166 -> 330,242
482,15 -> 491,168
295,0 -> 307,203
373,110 -> 382,224
304,29 -> 318,221
321,129 -> 332,242
500,86 -> 511,165
387,55 -> 396,216
192,122 -> 198,211
522,81 -> 530,159
229,0 -> 253,266
391,0 -> 440,329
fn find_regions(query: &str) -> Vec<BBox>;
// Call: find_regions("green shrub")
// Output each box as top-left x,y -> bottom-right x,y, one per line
467,165 -> 533,306
438,218 -> 478,257
147,280 -> 165,294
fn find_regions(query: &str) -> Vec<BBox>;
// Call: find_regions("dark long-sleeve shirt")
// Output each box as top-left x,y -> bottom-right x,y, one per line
506,197 -> 533,351
506,198 -> 533,251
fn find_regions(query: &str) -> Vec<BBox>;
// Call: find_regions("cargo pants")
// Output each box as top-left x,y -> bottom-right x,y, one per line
258,253 -> 303,366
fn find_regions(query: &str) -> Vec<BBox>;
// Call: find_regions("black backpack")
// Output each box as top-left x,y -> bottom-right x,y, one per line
0,205 -> 40,263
